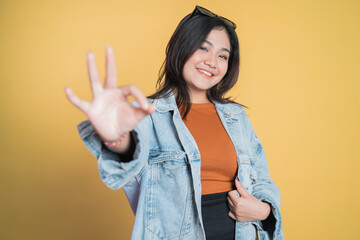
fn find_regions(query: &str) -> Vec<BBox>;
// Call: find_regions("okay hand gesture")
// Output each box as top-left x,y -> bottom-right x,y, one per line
65,46 -> 155,143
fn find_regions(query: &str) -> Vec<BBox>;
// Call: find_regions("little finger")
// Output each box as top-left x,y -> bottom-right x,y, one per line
228,211 -> 237,221
65,87 -> 90,113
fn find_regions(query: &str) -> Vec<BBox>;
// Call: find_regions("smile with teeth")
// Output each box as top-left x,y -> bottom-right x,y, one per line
197,68 -> 214,77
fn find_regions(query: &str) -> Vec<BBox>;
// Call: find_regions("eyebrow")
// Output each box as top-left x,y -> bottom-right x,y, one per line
204,40 -> 230,54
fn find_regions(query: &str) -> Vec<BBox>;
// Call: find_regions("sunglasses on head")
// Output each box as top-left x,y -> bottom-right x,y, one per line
188,5 -> 237,29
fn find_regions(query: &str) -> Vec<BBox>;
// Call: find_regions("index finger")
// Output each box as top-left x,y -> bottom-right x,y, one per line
228,189 -> 241,200
227,190 -> 239,207
119,85 -> 151,112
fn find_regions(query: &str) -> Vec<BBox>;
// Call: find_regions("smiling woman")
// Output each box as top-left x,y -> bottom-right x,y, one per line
182,29 -> 230,103
65,5 -> 283,240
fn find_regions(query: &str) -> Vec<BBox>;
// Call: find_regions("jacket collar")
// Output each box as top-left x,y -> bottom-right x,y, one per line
151,90 -> 245,117
151,91 -> 178,113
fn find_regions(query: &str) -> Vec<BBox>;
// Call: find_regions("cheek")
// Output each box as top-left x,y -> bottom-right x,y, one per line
182,62 -> 192,77
187,51 -> 202,65
219,63 -> 229,78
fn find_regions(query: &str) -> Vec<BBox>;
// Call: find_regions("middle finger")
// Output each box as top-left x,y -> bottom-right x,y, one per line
104,45 -> 117,89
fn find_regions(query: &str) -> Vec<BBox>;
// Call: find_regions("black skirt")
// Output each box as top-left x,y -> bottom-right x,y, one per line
201,192 -> 235,240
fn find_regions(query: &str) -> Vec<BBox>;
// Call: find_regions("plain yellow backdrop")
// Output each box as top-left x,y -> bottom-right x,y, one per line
1,0 -> 359,239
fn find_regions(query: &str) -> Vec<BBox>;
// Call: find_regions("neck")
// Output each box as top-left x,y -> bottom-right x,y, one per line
190,90 -> 211,103
173,88 -> 210,103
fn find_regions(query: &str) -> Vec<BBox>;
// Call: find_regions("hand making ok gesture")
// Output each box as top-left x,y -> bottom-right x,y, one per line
65,46 -> 155,151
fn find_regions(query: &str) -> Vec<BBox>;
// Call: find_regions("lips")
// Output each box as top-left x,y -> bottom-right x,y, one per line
196,68 -> 214,78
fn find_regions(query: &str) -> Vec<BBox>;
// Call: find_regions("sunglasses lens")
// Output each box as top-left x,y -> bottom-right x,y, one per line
197,6 -> 217,17
221,17 -> 237,29
192,6 -> 236,29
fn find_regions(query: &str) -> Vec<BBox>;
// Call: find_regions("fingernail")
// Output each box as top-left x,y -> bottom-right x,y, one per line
143,102 -> 149,110
236,176 -> 239,182
87,50 -> 93,58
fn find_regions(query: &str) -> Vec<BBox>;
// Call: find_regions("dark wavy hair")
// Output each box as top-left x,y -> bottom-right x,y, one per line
149,11 -> 243,119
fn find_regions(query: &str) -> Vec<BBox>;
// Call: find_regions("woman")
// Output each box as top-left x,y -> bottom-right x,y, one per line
65,6 -> 283,240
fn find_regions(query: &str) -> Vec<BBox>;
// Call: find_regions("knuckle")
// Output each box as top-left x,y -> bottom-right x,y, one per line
129,85 -> 137,91
115,88 -> 122,95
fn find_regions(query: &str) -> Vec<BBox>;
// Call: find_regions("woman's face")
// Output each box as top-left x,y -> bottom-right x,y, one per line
182,28 -> 231,103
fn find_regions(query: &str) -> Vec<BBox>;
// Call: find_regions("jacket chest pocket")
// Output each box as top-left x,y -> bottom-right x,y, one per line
238,158 -> 258,194
146,149 -> 193,239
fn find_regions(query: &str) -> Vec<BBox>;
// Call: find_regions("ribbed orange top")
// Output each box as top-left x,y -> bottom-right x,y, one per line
181,103 -> 238,195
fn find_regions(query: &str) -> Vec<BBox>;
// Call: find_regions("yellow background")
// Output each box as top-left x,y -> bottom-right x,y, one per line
1,0 -> 359,239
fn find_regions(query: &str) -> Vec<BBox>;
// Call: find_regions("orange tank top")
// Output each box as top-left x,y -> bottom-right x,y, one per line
181,103 -> 238,195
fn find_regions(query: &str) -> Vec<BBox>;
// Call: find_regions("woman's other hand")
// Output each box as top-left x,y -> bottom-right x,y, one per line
227,178 -> 271,222
65,46 -> 155,151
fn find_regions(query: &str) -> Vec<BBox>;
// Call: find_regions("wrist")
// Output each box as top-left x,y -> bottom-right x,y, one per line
103,132 -> 129,147
259,201 -> 271,221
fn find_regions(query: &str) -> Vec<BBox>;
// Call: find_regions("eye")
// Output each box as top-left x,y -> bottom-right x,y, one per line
219,55 -> 229,61
199,46 -> 207,51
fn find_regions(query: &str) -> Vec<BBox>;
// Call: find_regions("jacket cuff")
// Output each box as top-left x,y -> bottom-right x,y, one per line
252,194 -> 284,240
77,120 -> 149,190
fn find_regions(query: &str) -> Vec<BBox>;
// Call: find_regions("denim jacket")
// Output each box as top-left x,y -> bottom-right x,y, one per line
77,92 -> 284,240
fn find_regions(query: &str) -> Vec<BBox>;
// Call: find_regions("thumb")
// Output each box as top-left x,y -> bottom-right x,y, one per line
235,177 -> 248,197
133,104 -> 155,122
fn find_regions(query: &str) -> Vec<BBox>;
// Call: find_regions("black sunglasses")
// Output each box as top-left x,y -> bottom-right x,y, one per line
187,5 -> 237,29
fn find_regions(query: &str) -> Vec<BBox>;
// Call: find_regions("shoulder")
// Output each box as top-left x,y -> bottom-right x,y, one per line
214,101 -> 246,118
215,101 -> 256,133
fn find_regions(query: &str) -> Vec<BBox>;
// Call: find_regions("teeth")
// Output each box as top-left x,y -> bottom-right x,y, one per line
198,69 -> 213,76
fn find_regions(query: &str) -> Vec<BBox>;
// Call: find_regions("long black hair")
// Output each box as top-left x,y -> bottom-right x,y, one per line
149,11 -> 242,119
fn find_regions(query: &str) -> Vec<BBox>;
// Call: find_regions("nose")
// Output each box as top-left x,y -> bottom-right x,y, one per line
204,54 -> 216,69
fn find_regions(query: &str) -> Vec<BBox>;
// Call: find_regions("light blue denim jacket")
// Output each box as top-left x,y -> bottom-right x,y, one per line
77,92 -> 284,240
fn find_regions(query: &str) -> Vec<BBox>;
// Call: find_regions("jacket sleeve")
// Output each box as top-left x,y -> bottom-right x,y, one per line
77,115 -> 151,190
241,111 -> 284,240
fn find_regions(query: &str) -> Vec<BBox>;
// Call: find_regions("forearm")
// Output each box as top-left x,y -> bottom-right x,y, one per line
258,201 -> 271,221
252,182 -> 282,239
78,119 -> 150,190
